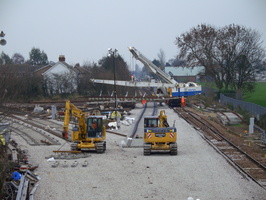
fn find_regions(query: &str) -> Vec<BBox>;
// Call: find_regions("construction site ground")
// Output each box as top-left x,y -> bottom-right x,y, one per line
10,103 -> 266,200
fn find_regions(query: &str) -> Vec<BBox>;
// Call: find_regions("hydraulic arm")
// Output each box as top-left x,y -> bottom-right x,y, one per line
62,100 -> 106,153
62,100 -> 87,139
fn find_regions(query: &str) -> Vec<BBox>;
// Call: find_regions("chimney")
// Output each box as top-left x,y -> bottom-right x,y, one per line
59,55 -> 65,62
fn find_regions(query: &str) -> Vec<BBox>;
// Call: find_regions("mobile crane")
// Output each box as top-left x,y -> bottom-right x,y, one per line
143,110 -> 177,155
91,46 -> 201,98
128,46 -> 201,97
62,100 -> 106,153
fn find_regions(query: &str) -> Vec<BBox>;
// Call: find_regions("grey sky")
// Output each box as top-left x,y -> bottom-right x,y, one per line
1,0 -> 266,69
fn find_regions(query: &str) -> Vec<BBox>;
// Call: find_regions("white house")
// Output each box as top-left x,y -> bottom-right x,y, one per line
42,55 -> 78,95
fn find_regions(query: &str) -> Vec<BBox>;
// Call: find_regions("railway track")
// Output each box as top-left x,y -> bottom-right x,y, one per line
3,108 -> 132,150
174,107 -> 266,190
5,115 -> 63,145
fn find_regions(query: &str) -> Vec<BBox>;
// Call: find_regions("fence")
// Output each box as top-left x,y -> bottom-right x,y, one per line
220,94 -> 266,120
219,94 -> 266,144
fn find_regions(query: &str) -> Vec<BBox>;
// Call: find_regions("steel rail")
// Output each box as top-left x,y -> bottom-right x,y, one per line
180,108 -> 266,170
11,126 -> 39,145
10,115 -> 70,142
106,130 -> 127,137
174,108 -> 266,189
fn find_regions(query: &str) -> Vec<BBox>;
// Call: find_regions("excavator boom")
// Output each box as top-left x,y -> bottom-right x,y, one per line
62,100 -> 106,153
63,100 -> 87,138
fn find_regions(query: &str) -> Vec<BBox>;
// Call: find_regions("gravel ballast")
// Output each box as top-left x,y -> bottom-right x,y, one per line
12,103 -> 266,200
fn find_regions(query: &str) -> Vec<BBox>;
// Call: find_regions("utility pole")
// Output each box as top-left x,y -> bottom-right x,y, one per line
108,48 -> 120,128
108,48 -> 118,110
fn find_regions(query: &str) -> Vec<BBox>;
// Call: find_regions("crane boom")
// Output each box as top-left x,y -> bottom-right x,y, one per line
128,46 -> 177,85
128,46 -> 201,97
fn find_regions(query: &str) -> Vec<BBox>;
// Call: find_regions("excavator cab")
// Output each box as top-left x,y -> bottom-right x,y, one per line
144,117 -> 158,128
87,117 -> 103,138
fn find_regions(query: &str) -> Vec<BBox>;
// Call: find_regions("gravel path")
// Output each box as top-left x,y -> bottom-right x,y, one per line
12,103 -> 266,200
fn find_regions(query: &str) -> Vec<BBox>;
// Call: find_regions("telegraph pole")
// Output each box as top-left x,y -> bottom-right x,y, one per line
108,48 -> 120,128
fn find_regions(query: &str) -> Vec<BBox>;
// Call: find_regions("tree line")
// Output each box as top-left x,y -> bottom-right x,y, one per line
0,47 -> 49,65
0,24 -> 265,102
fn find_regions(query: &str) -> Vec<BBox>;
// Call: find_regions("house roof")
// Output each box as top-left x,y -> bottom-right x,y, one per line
74,65 -> 90,74
42,60 -> 76,75
34,65 -> 52,76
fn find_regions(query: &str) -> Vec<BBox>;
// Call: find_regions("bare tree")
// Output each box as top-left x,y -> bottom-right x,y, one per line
217,24 -> 264,91
175,24 -> 265,92
12,53 -> 25,64
0,65 -> 43,101
176,24 -> 223,88
44,71 -> 77,96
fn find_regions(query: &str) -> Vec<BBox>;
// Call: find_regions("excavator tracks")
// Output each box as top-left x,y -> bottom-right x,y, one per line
143,143 -> 152,156
70,142 -> 78,151
170,142 -> 178,155
96,141 -> 106,153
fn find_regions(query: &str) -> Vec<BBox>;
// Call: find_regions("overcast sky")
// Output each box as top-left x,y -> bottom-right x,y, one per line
1,0 -> 266,69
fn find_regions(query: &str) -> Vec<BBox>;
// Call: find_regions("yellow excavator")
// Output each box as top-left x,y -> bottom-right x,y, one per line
143,110 -> 177,155
62,100 -> 106,153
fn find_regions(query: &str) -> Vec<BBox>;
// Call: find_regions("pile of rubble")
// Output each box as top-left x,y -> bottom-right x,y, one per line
2,140 -> 40,200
